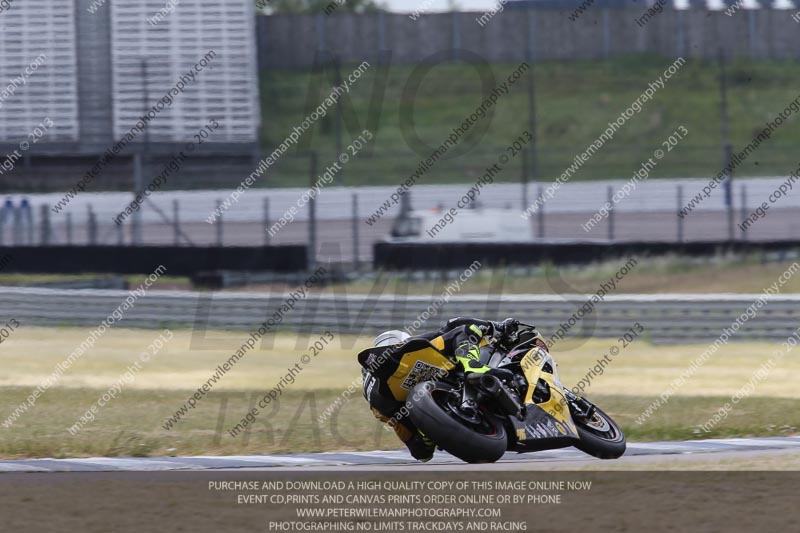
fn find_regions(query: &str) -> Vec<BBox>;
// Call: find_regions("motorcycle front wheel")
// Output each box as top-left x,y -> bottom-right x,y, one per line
407,381 -> 507,464
571,401 -> 626,459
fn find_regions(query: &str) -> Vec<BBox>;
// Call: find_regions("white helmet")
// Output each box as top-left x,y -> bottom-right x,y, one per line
373,330 -> 411,347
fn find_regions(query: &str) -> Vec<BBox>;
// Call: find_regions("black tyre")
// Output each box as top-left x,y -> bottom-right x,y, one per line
572,403 -> 626,459
407,381 -> 507,464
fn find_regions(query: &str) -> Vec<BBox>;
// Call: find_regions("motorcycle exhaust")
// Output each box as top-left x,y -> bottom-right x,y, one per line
467,373 -> 524,419
478,374 -> 500,395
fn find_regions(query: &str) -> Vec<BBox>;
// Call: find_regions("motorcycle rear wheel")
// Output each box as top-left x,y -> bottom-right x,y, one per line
408,381 -> 507,464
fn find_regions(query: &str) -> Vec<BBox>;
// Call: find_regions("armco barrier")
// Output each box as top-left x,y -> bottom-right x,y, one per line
2,288 -> 799,344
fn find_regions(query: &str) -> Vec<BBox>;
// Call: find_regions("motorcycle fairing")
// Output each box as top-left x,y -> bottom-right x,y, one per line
511,346 -> 579,448
357,337 -> 457,402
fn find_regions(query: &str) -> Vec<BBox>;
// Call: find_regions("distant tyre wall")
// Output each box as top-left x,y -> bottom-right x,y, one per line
0,245 -> 307,275
373,240 -> 800,270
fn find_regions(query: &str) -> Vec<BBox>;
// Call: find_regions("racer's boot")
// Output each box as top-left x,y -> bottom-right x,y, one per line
380,409 -> 435,462
405,431 -> 436,463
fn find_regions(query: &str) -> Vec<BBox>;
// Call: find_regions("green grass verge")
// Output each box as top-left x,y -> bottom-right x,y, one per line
0,273 -> 191,289
0,388 -> 795,459
261,256 -> 800,295
2,327 -> 797,459
2,256 -> 799,295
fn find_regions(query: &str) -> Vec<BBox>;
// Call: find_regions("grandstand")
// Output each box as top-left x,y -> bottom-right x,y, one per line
0,0 -> 260,191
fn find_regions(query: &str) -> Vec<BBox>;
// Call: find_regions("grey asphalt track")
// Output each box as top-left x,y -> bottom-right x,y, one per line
2,436 -> 798,473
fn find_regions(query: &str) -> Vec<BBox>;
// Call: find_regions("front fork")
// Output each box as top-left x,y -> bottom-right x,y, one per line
564,389 -> 596,421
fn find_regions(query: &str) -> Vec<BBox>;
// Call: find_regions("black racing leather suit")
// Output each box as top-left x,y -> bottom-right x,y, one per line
359,317 -> 504,461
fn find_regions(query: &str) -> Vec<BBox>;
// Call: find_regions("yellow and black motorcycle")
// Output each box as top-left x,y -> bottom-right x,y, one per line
368,323 -> 626,464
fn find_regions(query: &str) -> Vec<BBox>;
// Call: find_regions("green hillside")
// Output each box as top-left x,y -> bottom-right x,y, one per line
260,55 -> 800,187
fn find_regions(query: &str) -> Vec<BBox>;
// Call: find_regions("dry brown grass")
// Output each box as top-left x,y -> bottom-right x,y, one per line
2,327 -> 797,399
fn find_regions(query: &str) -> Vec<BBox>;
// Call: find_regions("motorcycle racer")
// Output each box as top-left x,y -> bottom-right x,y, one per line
358,317 -> 527,462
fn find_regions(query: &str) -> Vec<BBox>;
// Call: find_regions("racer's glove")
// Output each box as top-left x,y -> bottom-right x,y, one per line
491,318 -> 520,338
